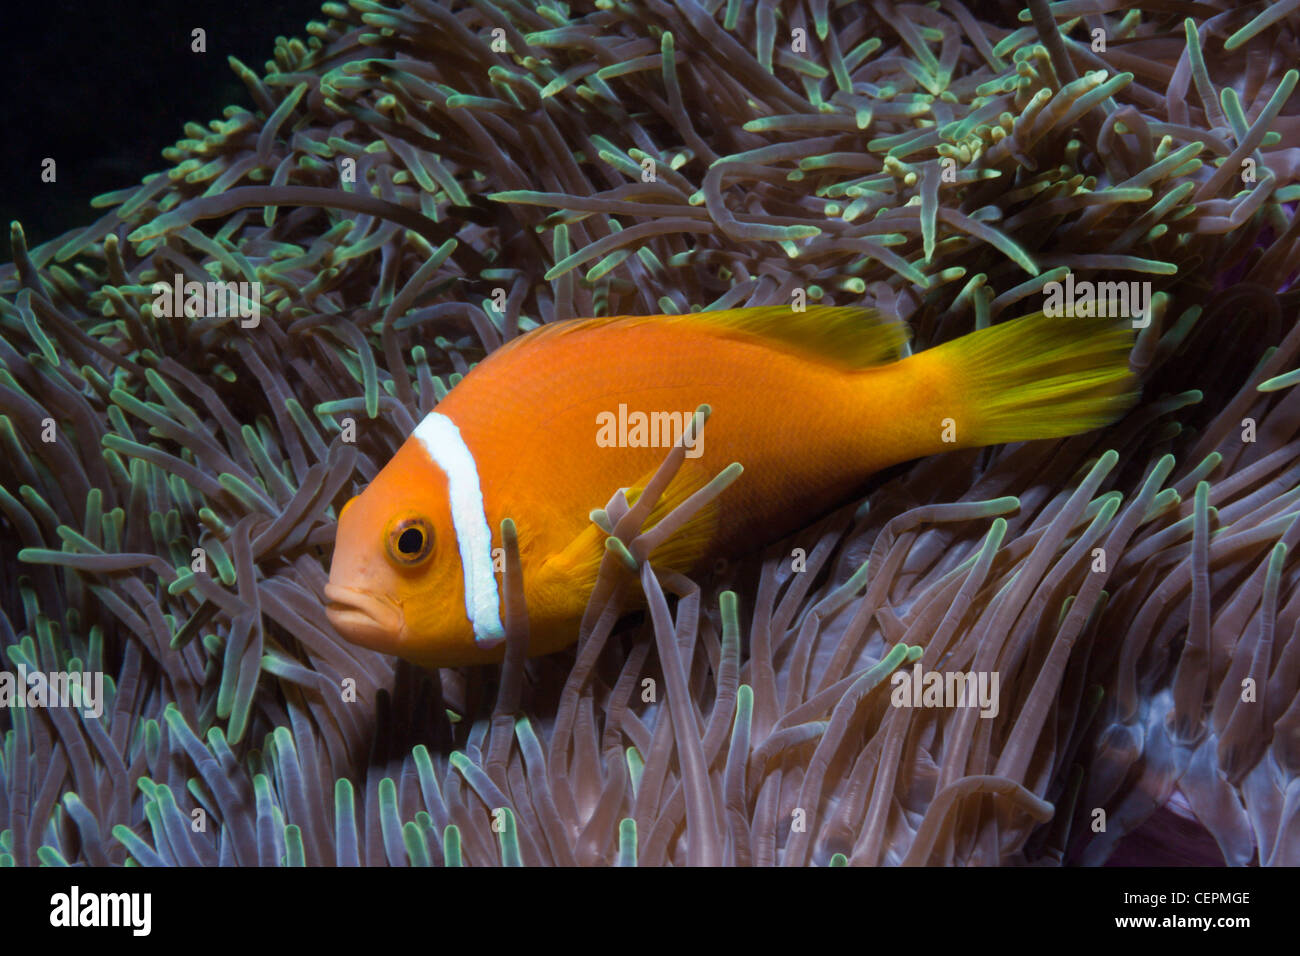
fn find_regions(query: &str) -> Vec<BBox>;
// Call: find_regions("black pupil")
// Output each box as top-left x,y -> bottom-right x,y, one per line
397,527 -> 424,556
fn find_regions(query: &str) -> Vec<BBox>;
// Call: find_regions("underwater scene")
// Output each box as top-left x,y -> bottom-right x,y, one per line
2,0 -> 1299,883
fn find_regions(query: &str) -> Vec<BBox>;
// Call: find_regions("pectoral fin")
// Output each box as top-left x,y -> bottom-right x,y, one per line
540,463 -> 727,595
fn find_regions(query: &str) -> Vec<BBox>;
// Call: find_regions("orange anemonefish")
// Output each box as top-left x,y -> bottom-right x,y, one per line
325,305 -> 1136,668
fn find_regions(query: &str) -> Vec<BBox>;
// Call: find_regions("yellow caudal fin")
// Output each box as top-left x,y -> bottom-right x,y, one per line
927,311 -> 1138,446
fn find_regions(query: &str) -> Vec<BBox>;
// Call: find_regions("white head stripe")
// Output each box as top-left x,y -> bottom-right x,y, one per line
412,412 -> 505,647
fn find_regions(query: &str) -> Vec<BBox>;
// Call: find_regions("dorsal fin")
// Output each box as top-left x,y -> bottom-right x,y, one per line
675,305 -> 911,367
490,305 -> 910,369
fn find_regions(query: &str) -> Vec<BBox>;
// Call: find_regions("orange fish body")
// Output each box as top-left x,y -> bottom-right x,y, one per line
326,305 -> 1135,668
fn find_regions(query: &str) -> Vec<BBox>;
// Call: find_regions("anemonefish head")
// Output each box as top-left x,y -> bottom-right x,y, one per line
325,412 -> 506,668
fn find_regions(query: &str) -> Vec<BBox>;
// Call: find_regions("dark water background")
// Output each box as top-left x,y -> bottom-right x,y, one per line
0,0 -> 323,255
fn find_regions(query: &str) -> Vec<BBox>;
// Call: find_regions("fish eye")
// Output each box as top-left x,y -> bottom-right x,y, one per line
385,515 -> 434,567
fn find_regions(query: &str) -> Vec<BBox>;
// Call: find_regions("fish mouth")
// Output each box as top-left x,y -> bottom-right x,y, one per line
324,583 -> 405,651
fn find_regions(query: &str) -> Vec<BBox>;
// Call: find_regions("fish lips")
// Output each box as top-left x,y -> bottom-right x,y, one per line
324,583 -> 405,651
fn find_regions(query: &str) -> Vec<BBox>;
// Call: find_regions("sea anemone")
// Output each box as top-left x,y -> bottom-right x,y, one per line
2,0 -> 1299,866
